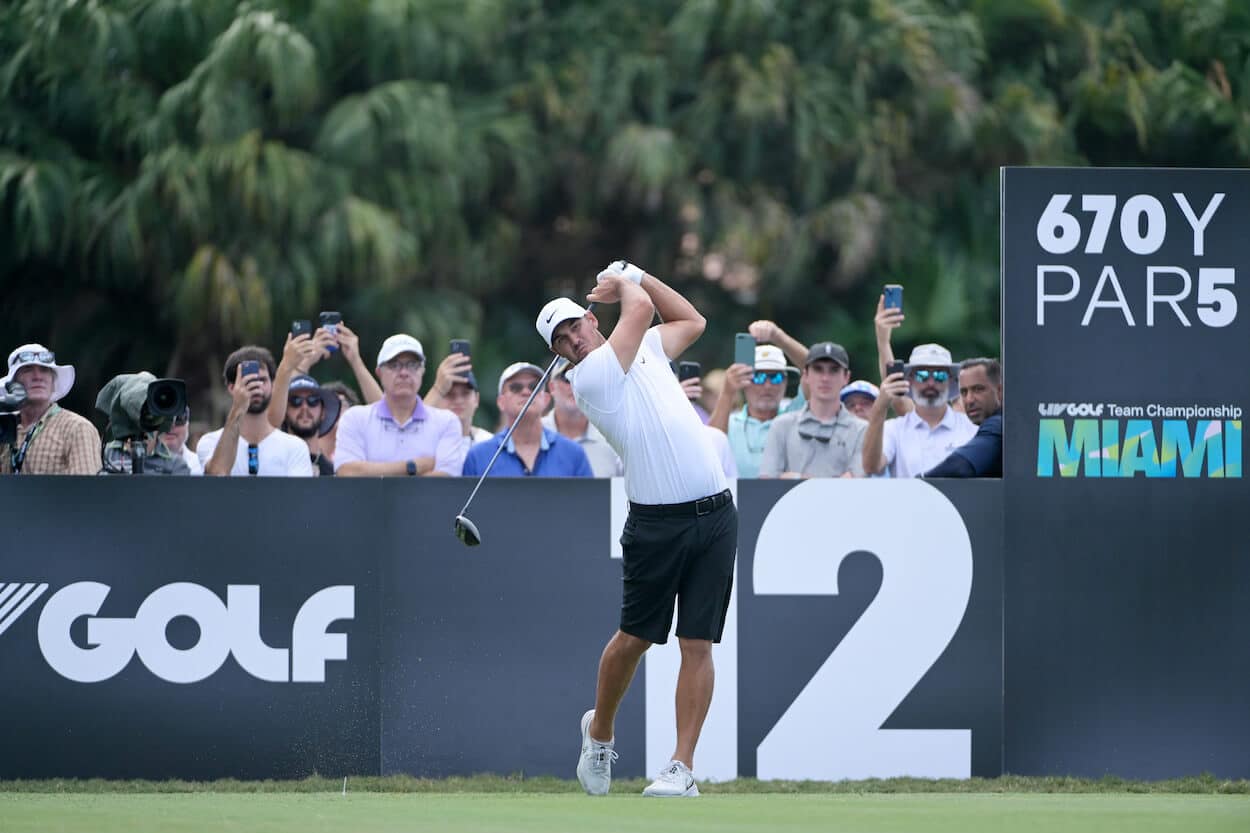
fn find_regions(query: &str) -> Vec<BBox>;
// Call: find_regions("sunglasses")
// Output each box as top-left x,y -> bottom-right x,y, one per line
383,359 -> 422,372
12,349 -> 55,366
912,369 -> 949,383
288,395 -> 323,408
506,381 -> 538,394
752,371 -> 787,385
174,413 -> 189,426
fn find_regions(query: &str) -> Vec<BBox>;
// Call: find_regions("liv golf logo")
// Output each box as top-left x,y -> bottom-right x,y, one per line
1037,402 -> 1243,477
0,581 -> 354,683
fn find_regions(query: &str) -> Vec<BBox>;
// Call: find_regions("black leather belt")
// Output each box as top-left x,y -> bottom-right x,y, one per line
629,488 -> 733,518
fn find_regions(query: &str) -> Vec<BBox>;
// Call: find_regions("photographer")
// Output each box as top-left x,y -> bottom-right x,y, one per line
197,347 -> 312,477
0,343 -> 100,475
96,372 -> 191,475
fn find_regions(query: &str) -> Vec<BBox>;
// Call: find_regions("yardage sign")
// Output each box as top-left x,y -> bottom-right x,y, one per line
1002,168 -> 1247,479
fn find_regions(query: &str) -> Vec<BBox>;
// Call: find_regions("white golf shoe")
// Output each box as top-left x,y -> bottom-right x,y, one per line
643,760 -> 700,797
576,709 -> 617,796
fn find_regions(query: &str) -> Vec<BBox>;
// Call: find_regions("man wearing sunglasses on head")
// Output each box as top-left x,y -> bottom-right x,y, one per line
760,342 -> 867,479
281,374 -> 342,476
862,343 -> 976,478
0,343 -> 101,475
461,362 -> 592,478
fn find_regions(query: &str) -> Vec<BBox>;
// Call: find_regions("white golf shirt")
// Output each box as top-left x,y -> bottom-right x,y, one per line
571,327 -> 726,504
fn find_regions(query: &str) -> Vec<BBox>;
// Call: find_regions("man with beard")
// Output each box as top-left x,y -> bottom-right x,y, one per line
197,347 -> 313,477
282,374 -> 342,476
862,343 -> 976,478
924,358 -> 1003,478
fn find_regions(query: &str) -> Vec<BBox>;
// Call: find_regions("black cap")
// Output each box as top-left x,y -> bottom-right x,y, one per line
805,342 -> 849,368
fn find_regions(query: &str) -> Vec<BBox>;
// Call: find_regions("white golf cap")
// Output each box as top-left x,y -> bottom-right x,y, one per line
497,362 -> 546,395
376,334 -> 425,368
536,298 -> 589,347
754,345 -> 798,375
907,343 -> 955,368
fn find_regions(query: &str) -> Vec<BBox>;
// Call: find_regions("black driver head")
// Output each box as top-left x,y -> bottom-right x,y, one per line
454,514 -> 482,547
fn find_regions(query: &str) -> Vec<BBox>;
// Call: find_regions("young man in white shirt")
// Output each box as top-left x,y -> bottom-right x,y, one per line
197,347 -> 313,477
537,261 -> 735,800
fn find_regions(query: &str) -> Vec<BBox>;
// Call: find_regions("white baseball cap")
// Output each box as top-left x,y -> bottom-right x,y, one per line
907,343 -> 955,368
497,362 -> 546,395
754,345 -> 798,375
376,334 -> 425,368
536,298 -> 589,347
2,343 -> 75,402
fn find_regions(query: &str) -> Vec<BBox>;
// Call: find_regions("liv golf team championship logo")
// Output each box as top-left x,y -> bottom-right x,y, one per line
1037,402 -> 1243,477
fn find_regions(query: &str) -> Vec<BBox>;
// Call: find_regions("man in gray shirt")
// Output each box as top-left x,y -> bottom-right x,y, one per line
760,342 -> 867,478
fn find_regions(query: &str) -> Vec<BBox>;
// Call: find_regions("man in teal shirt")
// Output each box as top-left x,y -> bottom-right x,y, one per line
709,340 -> 805,478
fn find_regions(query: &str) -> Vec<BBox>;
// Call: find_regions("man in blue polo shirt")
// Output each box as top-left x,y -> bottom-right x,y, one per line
924,358 -> 1003,478
462,362 -> 593,478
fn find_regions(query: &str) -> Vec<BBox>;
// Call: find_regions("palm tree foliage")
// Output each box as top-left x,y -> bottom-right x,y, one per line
2,0 -> 1247,424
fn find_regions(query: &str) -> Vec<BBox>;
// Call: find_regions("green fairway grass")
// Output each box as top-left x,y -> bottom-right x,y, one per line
3,792 -> 1247,833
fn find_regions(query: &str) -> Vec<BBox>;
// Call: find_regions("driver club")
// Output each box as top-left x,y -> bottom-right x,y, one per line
453,303 -> 594,546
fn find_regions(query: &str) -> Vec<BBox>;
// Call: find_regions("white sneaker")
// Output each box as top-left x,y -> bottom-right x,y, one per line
643,760 -> 700,797
576,709 -> 617,796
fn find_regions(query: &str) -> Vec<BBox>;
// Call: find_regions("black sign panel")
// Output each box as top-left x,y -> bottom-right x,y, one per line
1002,168 -> 1250,778
0,477 -> 380,780
1002,167 -> 1246,480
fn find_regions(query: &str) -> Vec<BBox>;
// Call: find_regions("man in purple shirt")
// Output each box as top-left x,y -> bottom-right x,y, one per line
334,334 -> 466,477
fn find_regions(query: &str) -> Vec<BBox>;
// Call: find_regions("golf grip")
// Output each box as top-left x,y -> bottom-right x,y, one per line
455,302 -> 596,516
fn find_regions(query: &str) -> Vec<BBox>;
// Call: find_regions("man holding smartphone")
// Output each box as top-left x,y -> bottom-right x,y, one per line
537,260 -> 735,799
197,347 -> 313,477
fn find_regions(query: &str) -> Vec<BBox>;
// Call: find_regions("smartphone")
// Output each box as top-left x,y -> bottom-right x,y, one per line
319,311 -> 342,353
883,284 -> 904,313
449,339 -> 477,390
886,359 -> 905,378
678,361 -> 702,382
291,319 -> 313,338
240,360 -> 261,379
734,333 -> 756,367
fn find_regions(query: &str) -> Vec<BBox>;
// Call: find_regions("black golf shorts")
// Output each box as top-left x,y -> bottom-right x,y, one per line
618,489 -> 738,644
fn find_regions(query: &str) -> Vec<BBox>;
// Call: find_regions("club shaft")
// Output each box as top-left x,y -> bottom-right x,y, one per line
455,302 -> 596,518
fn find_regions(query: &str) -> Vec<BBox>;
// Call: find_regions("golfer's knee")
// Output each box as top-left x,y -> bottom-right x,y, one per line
611,629 -> 652,658
677,637 -> 712,661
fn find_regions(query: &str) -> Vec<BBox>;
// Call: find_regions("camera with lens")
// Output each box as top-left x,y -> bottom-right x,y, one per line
95,372 -> 189,474
0,380 -> 27,447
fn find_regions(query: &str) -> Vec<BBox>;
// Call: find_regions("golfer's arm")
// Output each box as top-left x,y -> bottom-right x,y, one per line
643,273 -> 706,358
605,281 -> 656,372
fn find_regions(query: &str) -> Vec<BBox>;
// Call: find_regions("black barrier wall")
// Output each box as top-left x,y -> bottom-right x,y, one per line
1002,168 -> 1250,778
0,477 -> 1002,780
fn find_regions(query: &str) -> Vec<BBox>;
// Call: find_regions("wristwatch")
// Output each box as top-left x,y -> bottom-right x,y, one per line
405,459 -> 417,476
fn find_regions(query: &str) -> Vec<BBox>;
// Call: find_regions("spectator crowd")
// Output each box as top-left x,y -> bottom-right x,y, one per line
0,284 -> 1002,480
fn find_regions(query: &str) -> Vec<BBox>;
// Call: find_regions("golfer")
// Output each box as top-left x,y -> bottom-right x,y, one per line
536,261 -> 737,798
